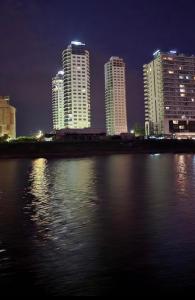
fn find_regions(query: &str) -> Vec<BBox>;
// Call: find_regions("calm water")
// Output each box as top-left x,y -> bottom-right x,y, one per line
0,154 -> 195,294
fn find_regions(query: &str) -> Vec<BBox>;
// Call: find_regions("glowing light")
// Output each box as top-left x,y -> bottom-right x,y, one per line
130,130 -> 135,134
36,130 -> 43,140
153,49 -> 161,57
170,50 -> 177,54
58,70 -> 64,75
71,41 -> 85,46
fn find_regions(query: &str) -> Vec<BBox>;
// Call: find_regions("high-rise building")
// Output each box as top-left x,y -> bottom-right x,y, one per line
144,50 -> 195,136
52,70 -> 64,130
0,96 -> 16,139
62,41 -> 91,129
105,57 -> 128,135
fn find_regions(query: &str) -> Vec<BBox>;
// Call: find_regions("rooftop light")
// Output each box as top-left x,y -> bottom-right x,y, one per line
58,70 -> 64,75
153,49 -> 161,57
71,41 -> 85,46
170,50 -> 177,54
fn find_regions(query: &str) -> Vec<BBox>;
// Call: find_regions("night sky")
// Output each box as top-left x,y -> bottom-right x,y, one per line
0,0 -> 195,135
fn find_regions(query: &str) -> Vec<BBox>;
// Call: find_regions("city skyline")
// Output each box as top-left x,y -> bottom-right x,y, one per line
1,1 -> 195,135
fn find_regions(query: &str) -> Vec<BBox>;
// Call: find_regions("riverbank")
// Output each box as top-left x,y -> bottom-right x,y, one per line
0,139 -> 195,158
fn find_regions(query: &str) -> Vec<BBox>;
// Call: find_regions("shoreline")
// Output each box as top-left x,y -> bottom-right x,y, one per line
1,140 -> 195,159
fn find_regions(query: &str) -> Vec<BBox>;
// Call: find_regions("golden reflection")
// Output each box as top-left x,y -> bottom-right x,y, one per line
29,158 -> 51,240
51,159 -> 98,208
28,158 -> 98,242
175,155 -> 188,195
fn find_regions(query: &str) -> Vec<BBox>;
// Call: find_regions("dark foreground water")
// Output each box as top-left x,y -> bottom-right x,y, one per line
1,154 -> 195,294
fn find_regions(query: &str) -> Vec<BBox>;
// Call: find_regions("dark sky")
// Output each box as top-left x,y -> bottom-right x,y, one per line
0,0 -> 195,135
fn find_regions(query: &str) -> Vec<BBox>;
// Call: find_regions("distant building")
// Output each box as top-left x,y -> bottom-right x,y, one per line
62,41 -> 91,129
52,70 -> 64,130
53,128 -> 106,142
144,50 -> 195,136
0,96 -> 16,139
105,57 -> 128,135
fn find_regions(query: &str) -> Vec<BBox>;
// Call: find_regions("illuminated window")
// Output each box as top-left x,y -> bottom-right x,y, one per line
192,98 -> 195,102
179,125 -> 185,130
180,85 -> 185,88
163,57 -> 173,61
173,120 -> 178,125
180,89 -> 186,93
180,94 -> 185,97
168,71 -> 174,74
179,75 -> 184,79
166,106 -> 170,110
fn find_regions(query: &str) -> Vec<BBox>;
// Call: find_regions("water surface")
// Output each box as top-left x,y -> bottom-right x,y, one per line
0,154 -> 195,294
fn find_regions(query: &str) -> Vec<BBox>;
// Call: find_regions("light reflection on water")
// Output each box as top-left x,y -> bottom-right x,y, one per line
24,158 -> 100,251
175,155 -> 188,196
27,158 -> 52,240
1,155 -> 195,294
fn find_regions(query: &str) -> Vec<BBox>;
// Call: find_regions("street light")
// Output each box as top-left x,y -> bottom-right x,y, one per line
36,130 -> 43,140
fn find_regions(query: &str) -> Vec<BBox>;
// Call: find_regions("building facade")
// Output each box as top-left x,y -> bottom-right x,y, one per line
144,50 -> 195,136
52,70 -> 64,130
62,41 -> 91,129
105,57 -> 128,136
0,96 -> 16,139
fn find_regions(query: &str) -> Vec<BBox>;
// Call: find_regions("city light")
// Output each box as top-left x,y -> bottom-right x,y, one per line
36,130 -> 43,140
58,70 -> 64,75
170,50 -> 177,54
71,41 -> 85,46
153,49 -> 161,57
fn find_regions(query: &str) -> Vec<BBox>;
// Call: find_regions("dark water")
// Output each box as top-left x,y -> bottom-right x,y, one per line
0,154 -> 195,294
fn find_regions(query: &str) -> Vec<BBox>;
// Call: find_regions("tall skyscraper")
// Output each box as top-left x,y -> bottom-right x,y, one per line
0,96 -> 16,139
62,41 -> 91,129
105,57 -> 128,135
52,70 -> 64,130
144,50 -> 195,136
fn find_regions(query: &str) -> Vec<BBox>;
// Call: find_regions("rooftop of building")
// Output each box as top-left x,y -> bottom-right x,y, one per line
153,49 -> 195,59
109,56 -> 124,61
0,96 -> 10,102
71,41 -> 85,46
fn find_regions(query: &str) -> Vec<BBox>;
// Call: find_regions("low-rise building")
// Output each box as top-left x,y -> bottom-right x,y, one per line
0,96 -> 16,139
